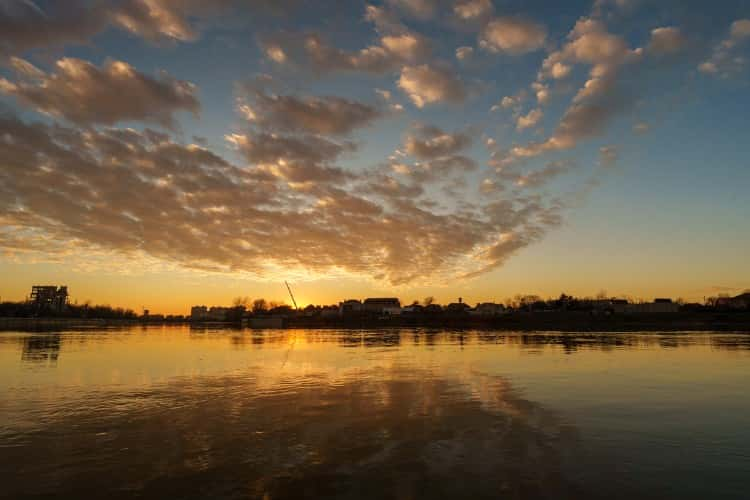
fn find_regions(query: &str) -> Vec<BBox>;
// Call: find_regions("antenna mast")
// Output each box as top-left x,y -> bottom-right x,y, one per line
285,281 -> 298,310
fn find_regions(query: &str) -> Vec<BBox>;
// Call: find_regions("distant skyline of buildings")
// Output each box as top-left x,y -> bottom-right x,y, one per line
6,284 -> 750,318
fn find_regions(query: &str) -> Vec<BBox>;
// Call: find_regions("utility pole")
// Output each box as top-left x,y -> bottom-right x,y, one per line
285,281 -> 298,310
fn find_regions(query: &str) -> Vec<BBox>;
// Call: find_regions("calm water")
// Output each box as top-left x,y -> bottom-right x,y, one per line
1,327 -> 749,499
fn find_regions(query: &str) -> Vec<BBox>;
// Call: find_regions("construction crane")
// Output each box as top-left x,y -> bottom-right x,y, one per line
285,281 -> 298,310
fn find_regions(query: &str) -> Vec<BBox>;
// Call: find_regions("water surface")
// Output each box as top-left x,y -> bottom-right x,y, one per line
1,327 -> 749,499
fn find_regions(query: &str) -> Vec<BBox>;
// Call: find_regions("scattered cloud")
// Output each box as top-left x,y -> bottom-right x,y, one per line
227,85 -> 383,185
0,57 -> 199,128
0,0 -> 240,55
512,160 -> 574,188
454,0 -> 493,21
516,108 -> 543,131
0,114 -> 562,285
236,88 -> 382,135
386,0 -> 438,20
598,145 -> 618,167
0,0 -> 731,289
404,125 -> 472,159
633,121 -> 649,134
456,46 -> 474,60
699,19 -> 750,77
479,17 -> 547,55
261,31 -> 431,74
491,91 -> 526,113
397,64 -> 467,107
646,27 -> 686,56
496,16 -> 643,166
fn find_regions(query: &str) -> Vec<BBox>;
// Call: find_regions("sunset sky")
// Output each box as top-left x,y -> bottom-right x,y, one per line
1,0 -> 749,313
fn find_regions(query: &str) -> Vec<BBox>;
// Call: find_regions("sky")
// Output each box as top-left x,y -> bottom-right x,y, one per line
0,0 -> 749,314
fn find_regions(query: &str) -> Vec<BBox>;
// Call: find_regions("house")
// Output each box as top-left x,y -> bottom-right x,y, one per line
611,299 -> 629,313
716,292 -> 750,310
207,306 -> 232,321
268,305 -> 294,317
402,304 -> 424,314
362,298 -> 401,314
593,298 -> 629,314
339,299 -> 362,316
321,306 -> 340,318
424,304 -> 443,315
382,306 -> 402,316
446,297 -> 470,314
191,306 -> 236,321
626,299 -> 680,313
190,305 -> 208,320
470,302 -> 506,316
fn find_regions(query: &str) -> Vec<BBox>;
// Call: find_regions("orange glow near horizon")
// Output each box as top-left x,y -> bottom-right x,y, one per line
1,249 -> 747,315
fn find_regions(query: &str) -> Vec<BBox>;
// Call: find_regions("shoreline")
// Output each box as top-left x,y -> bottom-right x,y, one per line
1,312 -> 749,333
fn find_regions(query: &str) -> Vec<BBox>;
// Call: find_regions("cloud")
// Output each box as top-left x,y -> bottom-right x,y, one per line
699,19 -> 750,77
598,145 -> 618,167
592,0 -> 638,18
516,108 -> 543,131
261,31 -> 431,74
364,4 -> 406,35
500,96 -> 519,108
0,0 -> 105,55
227,86 -> 383,185
404,125 -> 472,159
236,88 -> 382,135
0,114 -> 563,285
549,62 -> 572,79
394,155 -> 478,185
386,0 -> 438,20
0,57 -> 199,128
512,160 -> 573,188
456,46 -> 474,60
479,17 -> 547,55
397,64 -> 467,107
0,0 -> 239,55
109,0 -> 220,43
731,19 -> 750,39
226,132 -> 354,175
646,27 -> 686,55
495,17 -> 643,166
453,0 -> 493,21
491,91 -> 526,113
632,121 -> 649,134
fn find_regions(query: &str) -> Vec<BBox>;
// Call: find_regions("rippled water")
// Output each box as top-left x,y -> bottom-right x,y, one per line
1,327 -> 749,499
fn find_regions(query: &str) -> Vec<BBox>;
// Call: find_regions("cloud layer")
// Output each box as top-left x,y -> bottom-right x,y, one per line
0,114 -> 561,284
0,57 -> 199,128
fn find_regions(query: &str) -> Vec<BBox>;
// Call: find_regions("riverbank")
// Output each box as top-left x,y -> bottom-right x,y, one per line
3,311 -> 748,332
281,311 -> 750,332
0,317 -> 186,331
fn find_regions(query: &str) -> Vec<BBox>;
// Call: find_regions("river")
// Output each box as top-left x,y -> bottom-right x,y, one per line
1,327 -> 749,499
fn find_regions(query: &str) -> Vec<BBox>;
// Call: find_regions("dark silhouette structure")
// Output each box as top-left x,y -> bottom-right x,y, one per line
29,286 -> 68,313
362,298 -> 401,313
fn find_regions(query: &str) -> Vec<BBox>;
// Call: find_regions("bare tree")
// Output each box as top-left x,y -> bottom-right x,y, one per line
252,298 -> 268,313
232,296 -> 249,307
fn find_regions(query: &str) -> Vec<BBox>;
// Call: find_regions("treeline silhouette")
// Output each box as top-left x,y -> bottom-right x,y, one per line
0,301 -> 137,320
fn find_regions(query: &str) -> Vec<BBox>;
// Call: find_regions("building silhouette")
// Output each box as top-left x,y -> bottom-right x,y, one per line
29,286 -> 68,313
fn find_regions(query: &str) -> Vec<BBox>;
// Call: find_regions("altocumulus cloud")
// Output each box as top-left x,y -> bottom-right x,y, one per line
260,31 -> 431,75
397,64 -> 468,107
0,111 -> 561,285
0,0 -> 309,56
1,0 -> 722,286
0,0 -> 233,55
0,57 -> 199,128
